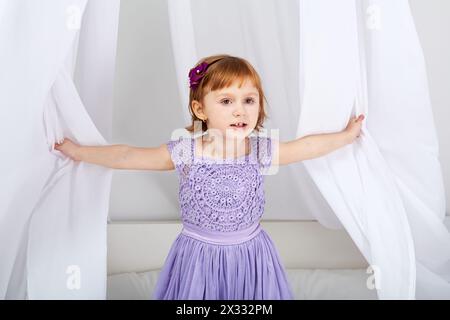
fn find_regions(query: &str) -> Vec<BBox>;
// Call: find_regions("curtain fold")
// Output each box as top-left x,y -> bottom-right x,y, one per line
297,0 -> 418,299
359,0 -> 450,299
167,0 -> 198,124
0,0 -> 119,299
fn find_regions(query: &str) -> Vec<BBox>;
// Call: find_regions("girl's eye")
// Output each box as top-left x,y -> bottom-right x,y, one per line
221,99 -> 232,105
245,98 -> 255,104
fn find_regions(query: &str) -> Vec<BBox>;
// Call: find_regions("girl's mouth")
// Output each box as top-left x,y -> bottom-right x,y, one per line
230,122 -> 248,129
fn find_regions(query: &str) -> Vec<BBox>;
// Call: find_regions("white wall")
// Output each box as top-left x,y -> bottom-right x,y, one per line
110,0 -> 182,220
109,0 -> 450,220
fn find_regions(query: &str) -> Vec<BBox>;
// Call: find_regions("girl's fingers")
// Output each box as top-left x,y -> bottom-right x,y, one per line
353,115 -> 364,123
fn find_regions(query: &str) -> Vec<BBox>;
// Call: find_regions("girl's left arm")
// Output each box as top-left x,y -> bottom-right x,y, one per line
273,114 -> 365,166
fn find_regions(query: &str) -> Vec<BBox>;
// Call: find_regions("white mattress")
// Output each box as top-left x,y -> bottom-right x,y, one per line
107,268 -> 378,300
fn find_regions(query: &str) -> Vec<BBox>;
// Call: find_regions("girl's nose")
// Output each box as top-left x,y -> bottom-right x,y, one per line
233,103 -> 246,116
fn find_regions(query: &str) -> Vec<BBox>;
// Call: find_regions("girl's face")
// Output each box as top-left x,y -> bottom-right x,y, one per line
194,79 -> 260,140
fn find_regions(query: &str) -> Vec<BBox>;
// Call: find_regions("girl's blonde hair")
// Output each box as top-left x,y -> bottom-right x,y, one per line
185,54 -> 268,132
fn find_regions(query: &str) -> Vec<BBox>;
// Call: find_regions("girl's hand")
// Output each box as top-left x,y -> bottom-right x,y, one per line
344,114 -> 365,143
54,138 -> 81,161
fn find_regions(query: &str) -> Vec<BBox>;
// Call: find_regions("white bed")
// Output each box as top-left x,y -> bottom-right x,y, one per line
106,220 -> 384,299
106,218 -> 450,299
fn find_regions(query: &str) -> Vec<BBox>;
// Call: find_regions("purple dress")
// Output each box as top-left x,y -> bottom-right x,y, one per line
153,134 -> 294,300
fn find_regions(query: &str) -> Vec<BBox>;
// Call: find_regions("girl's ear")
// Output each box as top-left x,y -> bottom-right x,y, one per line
192,100 -> 206,120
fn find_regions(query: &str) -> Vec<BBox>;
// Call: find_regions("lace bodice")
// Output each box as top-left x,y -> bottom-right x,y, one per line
166,134 -> 273,232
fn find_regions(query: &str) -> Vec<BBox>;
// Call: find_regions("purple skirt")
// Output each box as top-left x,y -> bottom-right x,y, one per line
153,222 -> 294,300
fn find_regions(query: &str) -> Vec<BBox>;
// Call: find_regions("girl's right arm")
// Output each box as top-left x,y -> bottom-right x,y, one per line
54,138 -> 174,171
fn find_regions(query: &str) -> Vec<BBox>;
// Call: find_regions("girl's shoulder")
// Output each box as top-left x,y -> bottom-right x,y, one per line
166,132 -> 195,167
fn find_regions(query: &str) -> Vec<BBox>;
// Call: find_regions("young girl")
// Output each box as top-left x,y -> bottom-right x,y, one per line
55,54 -> 364,300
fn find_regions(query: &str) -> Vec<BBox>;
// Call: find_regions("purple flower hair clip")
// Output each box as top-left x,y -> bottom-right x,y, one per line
188,62 -> 209,91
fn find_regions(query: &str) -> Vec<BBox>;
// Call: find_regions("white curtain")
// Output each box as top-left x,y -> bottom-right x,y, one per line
0,0 -> 119,299
167,0 -> 450,299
